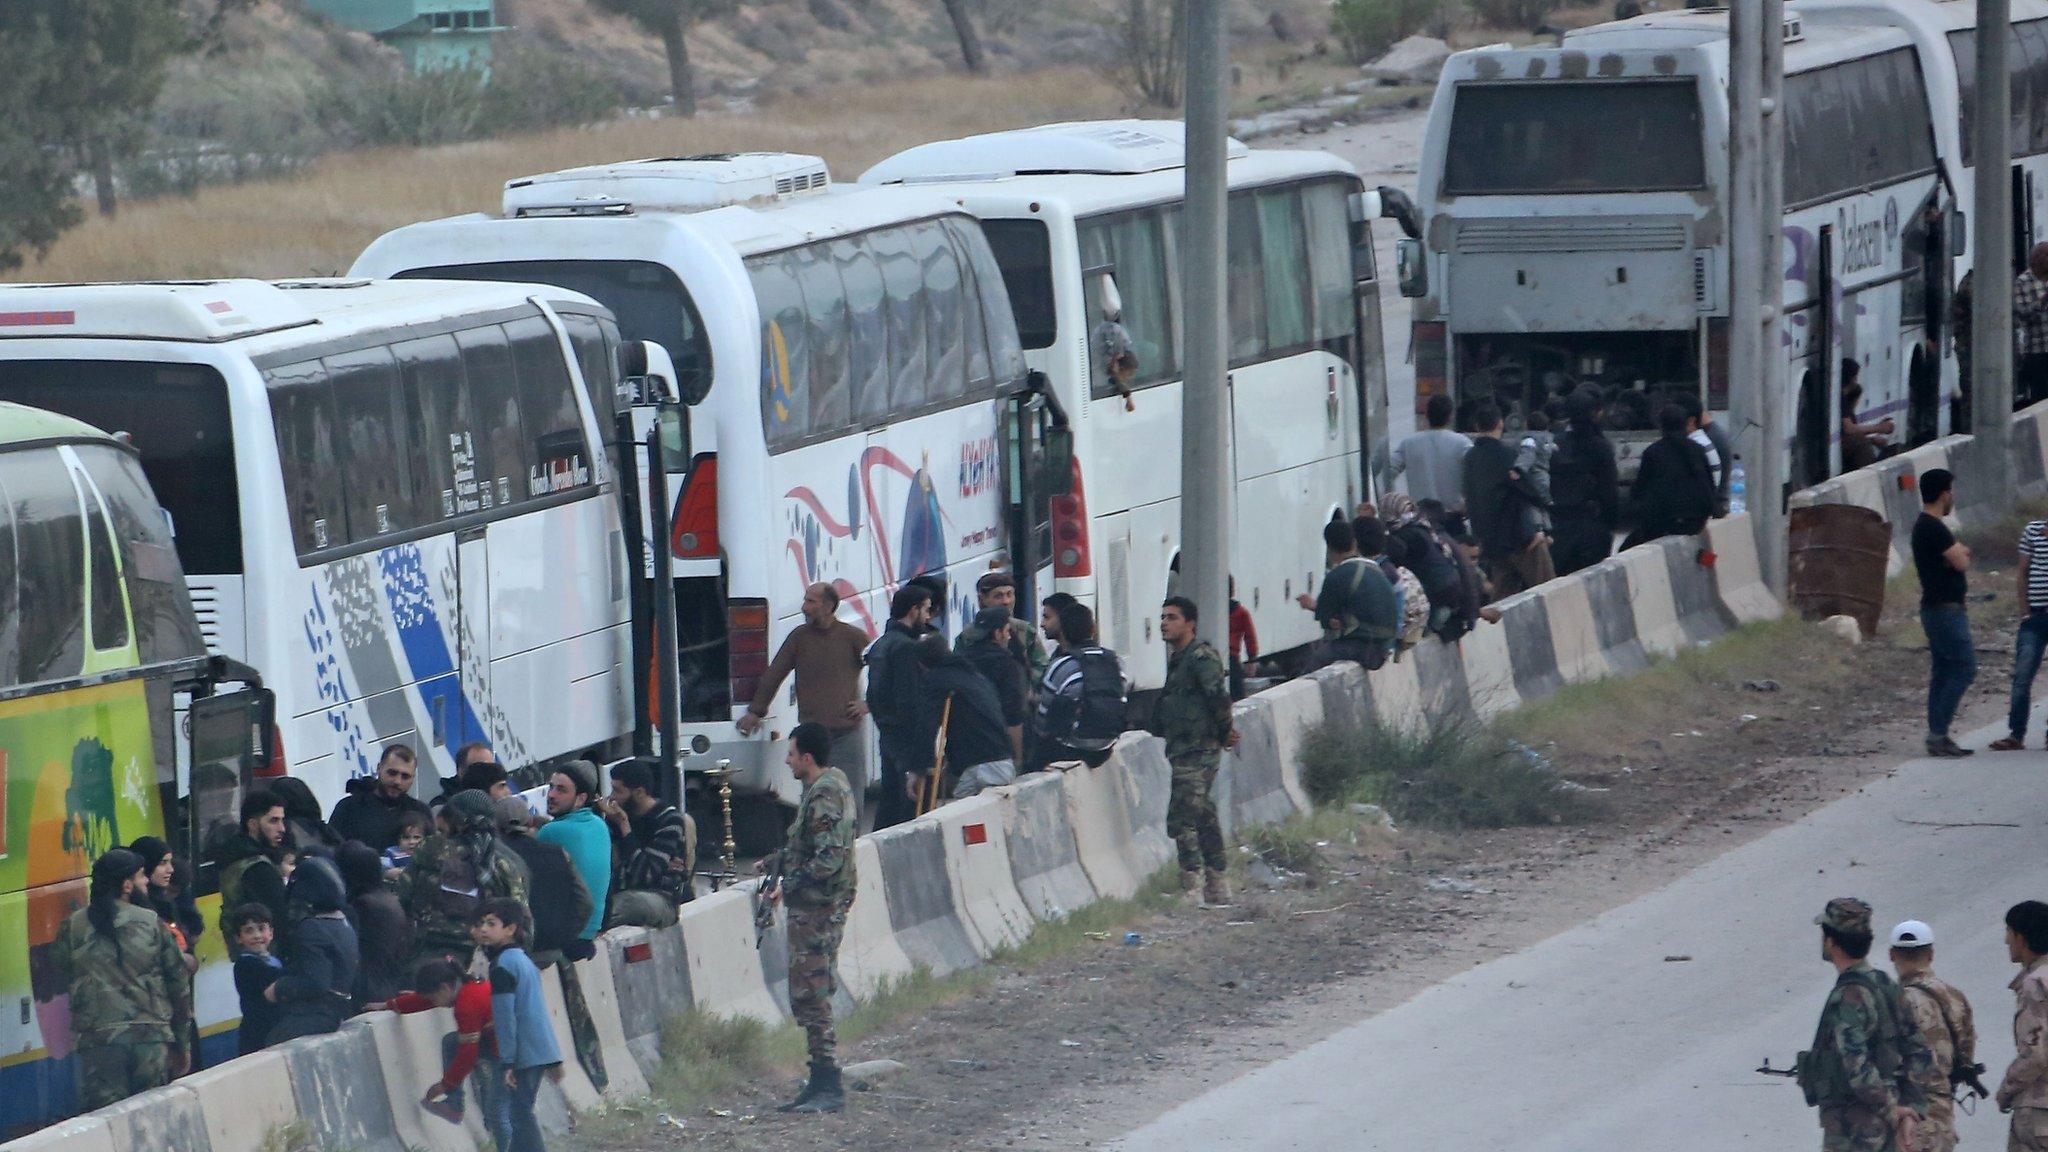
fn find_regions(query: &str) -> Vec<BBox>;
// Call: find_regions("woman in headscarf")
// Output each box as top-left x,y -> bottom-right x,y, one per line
263,856 -> 358,1044
1378,492 -> 1475,641
128,835 -> 204,958
394,788 -> 530,968
337,841 -> 412,1009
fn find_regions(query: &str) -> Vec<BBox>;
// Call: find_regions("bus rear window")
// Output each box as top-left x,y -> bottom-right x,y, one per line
0,361 -> 242,575
399,260 -> 712,404
1443,80 -> 1705,195
983,219 -> 1057,350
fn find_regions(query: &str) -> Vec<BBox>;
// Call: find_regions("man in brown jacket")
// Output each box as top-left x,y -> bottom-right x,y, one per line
2000,901 -> 2048,1149
1888,920 -> 1975,1152
738,583 -> 870,792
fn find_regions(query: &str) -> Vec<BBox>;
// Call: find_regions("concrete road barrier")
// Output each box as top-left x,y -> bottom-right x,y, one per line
869,819 -> 981,976
1408,636 -> 1473,721
1700,514 -> 1780,625
538,965 -> 603,1113
837,837 -> 917,1000
930,793 -> 1038,954
676,886 -> 785,1025
1538,577 -> 1613,687
95,1083 -> 210,1152
1306,661 -> 1374,733
1457,622 -> 1521,721
5,1116 -> 114,1152
1614,545 -> 1686,659
601,924 -> 691,1081
1112,735 -> 1180,879
568,950 -> 647,1104
1218,695 -> 1294,838
1579,559 -> 1650,674
181,1049 -> 299,1152
280,1021 -> 405,1152
1367,655 -> 1425,734
997,772 -> 1097,923
1661,535 -> 1733,644
1059,756 -> 1152,901
1497,592 -> 1564,702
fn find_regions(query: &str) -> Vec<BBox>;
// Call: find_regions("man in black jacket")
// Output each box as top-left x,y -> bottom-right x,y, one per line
959,606 -> 1028,765
1549,389 -> 1622,576
1624,404 -> 1717,549
866,584 -> 935,830
916,635 -> 1015,802
213,790 -> 289,946
327,745 -> 431,852
1461,400 -> 1554,599
494,797 -> 593,960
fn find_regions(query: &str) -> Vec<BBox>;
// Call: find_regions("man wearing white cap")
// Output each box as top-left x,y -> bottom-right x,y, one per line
1890,919 -> 1978,1152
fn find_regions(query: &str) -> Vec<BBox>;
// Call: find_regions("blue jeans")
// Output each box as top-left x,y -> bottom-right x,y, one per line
489,1064 -> 549,1152
1921,605 -> 1977,740
2010,610 -> 2048,738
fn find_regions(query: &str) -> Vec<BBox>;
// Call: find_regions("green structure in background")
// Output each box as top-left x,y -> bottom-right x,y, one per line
301,0 -> 500,73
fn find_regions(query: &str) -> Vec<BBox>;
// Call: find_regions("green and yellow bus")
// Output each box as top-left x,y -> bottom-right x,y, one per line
0,402 -> 270,1134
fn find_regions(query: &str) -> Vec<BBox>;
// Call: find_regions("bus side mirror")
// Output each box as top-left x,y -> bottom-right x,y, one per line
625,340 -> 699,407
1396,238 -> 1429,299
1043,424 -> 1075,497
1949,209 -> 1968,257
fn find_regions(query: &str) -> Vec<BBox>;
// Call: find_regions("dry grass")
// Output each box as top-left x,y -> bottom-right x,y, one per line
17,68 -> 1127,284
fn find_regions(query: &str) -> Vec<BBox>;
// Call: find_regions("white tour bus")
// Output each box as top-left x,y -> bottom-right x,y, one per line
354,156 -> 1048,819
0,279 -> 637,810
1407,11 -> 1956,490
862,120 -> 1392,690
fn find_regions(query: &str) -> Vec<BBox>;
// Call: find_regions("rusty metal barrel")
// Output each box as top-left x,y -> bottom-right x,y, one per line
1787,504 -> 1890,637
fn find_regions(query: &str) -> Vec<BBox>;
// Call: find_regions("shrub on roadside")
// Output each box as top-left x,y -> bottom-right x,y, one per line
1330,0 -> 1443,65
1297,715 -> 1605,829
1468,0 -> 1554,32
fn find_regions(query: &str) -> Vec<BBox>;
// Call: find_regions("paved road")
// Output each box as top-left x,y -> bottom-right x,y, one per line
1114,718 -> 2043,1151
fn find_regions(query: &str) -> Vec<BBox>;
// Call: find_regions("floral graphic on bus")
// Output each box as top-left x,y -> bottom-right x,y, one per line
782,444 -> 953,618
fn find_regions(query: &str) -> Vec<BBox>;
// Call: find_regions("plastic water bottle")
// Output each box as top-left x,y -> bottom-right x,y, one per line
1729,462 -> 1747,515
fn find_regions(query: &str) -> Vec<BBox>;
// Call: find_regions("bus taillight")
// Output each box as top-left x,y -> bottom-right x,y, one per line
726,599 -> 770,708
1051,458 -> 1092,578
1413,321 -> 1447,413
670,453 -> 719,559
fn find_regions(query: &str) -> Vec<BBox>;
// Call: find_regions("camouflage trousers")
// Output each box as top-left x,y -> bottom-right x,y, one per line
787,902 -> 848,1064
1167,752 -> 1226,874
1910,1100 -> 1956,1152
76,1038 -> 174,1112
2012,1105 -> 2048,1152
1820,1104 -> 1901,1152
554,956 -> 608,1092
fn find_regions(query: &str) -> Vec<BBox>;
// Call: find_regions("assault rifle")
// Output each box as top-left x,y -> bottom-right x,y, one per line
753,851 -> 783,949
1953,1060 -> 1991,1102
1757,1056 -> 1800,1079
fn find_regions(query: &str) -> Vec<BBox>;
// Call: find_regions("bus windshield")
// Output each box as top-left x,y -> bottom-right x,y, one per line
398,259 -> 713,404
0,361 -> 242,576
1443,80 -> 1706,195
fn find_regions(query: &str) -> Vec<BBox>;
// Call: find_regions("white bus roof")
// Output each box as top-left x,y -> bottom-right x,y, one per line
1535,9 -> 1913,70
1794,0 -> 2048,36
0,278 -> 601,354
861,119 -> 1251,184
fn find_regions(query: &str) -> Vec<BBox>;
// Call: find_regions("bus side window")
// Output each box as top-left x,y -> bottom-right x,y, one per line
1303,180 -> 1359,345
325,346 -> 412,539
506,315 -> 591,495
913,221 -> 969,406
81,471 -> 130,653
0,462 -> 18,688
1226,192 -> 1267,365
940,220 -> 995,394
79,446 -> 203,666
395,334 -> 475,519
947,217 -> 1029,384
454,325 -> 529,510
873,226 -> 929,417
1257,186 -> 1313,354
265,359 -> 346,553
749,252 -> 813,449
791,244 -> 853,437
835,238 -> 891,425
0,450 -> 86,683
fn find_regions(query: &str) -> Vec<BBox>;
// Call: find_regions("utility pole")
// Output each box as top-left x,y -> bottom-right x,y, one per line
1757,0 -> 1788,591
1727,0 -> 1763,563
1975,0 -> 2016,509
1181,0 -> 1231,638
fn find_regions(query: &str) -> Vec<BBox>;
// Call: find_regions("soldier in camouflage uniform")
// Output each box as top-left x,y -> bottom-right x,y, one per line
1799,898 -> 1932,1152
1886,920 -> 1975,1152
395,790 -> 530,968
759,722 -> 856,1115
1154,596 -> 1239,908
1999,900 -> 2048,1150
50,849 -> 193,1111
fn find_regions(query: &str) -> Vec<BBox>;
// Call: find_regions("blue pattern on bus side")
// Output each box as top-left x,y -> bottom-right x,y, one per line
378,543 -> 484,763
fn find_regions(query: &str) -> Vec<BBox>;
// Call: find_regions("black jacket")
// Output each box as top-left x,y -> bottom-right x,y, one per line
268,858 -> 358,1044
328,780 -> 432,852
348,890 -> 412,1009
213,831 -> 288,943
270,777 -> 341,854
960,638 -> 1028,729
921,655 -> 1012,770
865,621 -> 932,764
1462,435 -> 1546,559
503,833 -> 594,956
1629,433 -> 1717,543
1550,420 -> 1622,531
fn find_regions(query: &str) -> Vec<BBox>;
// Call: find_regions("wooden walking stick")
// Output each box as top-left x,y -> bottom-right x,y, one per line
921,695 -> 953,816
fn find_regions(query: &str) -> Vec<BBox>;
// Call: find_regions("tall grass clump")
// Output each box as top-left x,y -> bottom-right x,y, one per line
1299,715 -> 1606,829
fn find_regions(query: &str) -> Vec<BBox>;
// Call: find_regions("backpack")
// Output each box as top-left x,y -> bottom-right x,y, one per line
433,849 -> 484,922
1068,647 -> 1129,743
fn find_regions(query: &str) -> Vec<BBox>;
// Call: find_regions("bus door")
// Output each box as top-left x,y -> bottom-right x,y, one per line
1003,372 -> 1071,611
452,523 -> 489,757
2017,166 -> 2036,272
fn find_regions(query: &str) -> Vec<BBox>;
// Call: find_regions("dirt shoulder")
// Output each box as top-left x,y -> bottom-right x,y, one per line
582,526 -> 2024,1152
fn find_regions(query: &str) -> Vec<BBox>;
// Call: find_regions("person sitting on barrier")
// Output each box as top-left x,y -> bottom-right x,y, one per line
476,897 -> 564,1152
1298,519 -> 1398,671
1622,404 -> 1717,551
52,849 -> 192,1110
916,632 -> 1016,802
377,956 -> 498,1128
226,903 -> 282,1057
498,792 -> 607,1092
262,855 -> 359,1045
535,761 -> 610,950
601,760 -> 695,929
396,789 -> 532,968
1358,516 -> 1429,659
756,722 -> 857,1115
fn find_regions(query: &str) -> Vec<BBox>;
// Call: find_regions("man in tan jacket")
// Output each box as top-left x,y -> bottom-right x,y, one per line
1889,920 -> 1976,1152
1999,901 -> 2048,1149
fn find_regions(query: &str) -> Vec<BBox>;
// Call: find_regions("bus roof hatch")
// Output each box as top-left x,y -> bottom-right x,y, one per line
861,119 -> 1250,184
503,153 -> 833,216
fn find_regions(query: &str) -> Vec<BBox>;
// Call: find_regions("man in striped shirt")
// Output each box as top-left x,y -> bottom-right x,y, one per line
1991,516 -> 2048,751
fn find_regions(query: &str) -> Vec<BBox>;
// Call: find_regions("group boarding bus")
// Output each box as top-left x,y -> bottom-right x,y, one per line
0,279 -> 645,818
354,155 -> 1057,834
861,119 -> 1401,691
0,402 -> 270,1133
1405,10 -> 1959,494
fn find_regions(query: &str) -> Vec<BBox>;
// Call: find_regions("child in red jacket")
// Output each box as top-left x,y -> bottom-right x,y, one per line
374,956 -> 497,1124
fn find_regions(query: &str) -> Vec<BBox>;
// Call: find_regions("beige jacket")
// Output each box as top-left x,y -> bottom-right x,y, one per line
2000,955 -> 2048,1110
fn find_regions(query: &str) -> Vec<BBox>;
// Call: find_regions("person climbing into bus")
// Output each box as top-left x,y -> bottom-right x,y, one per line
51,849 -> 192,1110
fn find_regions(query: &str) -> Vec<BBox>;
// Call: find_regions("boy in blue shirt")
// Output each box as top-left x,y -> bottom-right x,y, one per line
226,903 -> 282,1056
474,898 -> 562,1152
